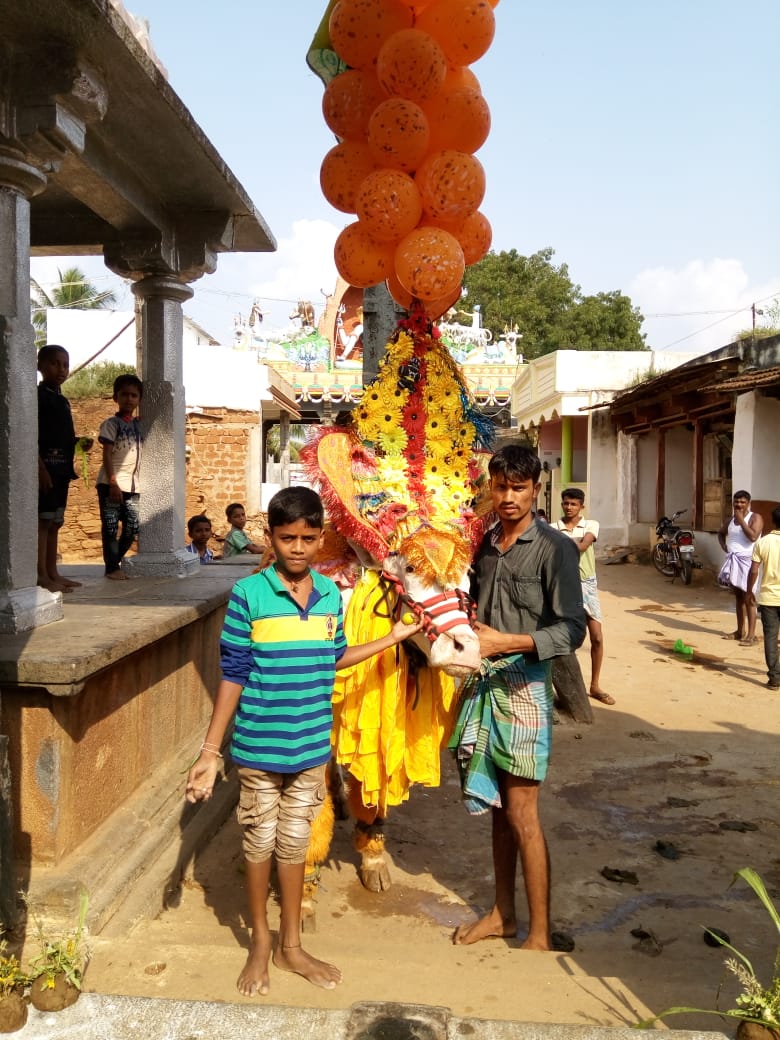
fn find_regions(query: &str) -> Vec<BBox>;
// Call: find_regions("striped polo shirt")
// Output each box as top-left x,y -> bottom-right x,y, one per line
221,566 -> 347,773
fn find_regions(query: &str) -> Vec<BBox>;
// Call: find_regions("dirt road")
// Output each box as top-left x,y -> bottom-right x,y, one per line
84,561 -> 778,1032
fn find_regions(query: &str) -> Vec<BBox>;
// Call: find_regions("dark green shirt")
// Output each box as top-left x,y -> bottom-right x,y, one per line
471,519 -> 586,662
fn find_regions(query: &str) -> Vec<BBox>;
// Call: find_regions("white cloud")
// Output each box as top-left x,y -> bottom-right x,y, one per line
630,259 -> 780,354
245,218 -> 340,332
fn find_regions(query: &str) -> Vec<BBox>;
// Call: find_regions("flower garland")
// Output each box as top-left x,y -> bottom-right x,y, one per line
350,312 -> 493,551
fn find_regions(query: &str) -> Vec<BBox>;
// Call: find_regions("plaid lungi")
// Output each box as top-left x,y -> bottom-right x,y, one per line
448,652 -> 553,816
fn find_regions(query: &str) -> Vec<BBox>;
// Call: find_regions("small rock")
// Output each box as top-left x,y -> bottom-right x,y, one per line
703,927 -> 730,947
719,820 -> 759,832
601,867 -> 639,885
654,840 -> 682,860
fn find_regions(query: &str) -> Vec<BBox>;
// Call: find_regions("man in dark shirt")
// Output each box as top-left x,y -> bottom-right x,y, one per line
450,443 -> 585,951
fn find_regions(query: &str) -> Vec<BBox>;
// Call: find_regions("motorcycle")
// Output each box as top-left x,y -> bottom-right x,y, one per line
653,509 -> 701,585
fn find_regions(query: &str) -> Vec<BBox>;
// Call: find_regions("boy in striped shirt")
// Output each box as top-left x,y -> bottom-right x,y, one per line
186,486 -> 420,998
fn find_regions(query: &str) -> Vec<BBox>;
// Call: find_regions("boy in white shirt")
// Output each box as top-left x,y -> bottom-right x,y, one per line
554,488 -> 614,705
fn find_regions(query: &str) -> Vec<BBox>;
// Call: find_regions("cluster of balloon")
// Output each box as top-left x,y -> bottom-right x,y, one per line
321,0 -> 498,320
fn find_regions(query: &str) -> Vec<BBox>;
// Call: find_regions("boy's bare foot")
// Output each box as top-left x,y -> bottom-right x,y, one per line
453,908 -> 517,945
272,943 -> 341,989
38,578 -> 72,594
106,570 -> 129,581
236,937 -> 271,997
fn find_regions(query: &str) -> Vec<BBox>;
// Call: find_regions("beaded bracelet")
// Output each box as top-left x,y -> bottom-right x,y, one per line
200,743 -> 223,758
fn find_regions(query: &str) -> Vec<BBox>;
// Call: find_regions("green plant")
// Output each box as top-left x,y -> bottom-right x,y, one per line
636,868 -> 780,1031
0,940 -> 28,996
27,893 -> 90,993
64,360 -> 137,400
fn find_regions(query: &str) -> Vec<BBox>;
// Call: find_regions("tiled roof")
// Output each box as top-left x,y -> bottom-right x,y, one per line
708,365 -> 780,392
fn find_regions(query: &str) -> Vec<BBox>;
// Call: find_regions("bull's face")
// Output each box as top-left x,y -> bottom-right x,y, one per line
381,528 -> 482,677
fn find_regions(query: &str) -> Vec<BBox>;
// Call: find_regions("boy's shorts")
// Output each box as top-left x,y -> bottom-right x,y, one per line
38,475 -> 71,524
236,763 -> 327,864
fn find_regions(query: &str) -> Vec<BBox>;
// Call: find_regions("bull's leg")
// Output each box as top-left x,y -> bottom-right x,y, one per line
302,787 -> 335,933
349,781 -> 391,892
328,760 -> 350,820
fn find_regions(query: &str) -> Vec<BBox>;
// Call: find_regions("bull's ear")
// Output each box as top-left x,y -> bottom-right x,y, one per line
300,428 -> 389,564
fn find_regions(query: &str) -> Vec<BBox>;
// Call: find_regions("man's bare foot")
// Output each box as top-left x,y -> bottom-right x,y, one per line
106,570 -> 129,581
236,937 -> 271,997
520,934 -> 552,951
452,908 -> 517,945
57,577 -> 82,588
272,943 -> 341,989
589,688 -> 616,705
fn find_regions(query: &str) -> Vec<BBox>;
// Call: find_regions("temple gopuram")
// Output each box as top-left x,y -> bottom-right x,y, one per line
233,278 -> 521,429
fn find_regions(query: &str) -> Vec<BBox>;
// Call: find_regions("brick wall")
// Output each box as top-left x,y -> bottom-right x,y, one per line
60,400 -> 265,562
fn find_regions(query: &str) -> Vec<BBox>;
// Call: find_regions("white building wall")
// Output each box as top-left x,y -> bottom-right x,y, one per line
732,393 -> 757,492
665,426 -> 694,520
733,392 -> 780,502
751,396 -> 780,501
587,409 -> 621,545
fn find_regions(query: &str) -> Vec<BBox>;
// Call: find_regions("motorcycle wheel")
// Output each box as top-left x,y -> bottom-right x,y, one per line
681,558 -> 693,585
652,544 -> 676,577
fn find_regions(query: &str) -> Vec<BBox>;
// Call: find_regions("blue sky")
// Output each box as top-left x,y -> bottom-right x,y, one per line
32,0 -> 779,352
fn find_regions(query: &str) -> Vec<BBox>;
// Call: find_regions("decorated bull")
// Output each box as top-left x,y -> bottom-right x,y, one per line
300,306 -> 494,911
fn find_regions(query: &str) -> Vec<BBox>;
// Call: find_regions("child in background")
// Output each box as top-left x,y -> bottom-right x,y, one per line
222,502 -> 263,557
186,514 -> 214,563
37,345 -> 91,592
186,486 -> 422,997
554,487 -> 615,705
96,374 -> 143,581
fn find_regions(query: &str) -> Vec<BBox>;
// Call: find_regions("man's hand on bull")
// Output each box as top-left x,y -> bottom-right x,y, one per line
473,621 -> 536,659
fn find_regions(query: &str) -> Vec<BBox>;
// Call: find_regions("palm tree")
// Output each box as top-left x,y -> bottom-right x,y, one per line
31,265 -> 118,348
266,423 -> 307,463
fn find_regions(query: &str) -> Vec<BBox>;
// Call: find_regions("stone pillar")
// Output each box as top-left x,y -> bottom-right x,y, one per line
125,275 -> 198,577
0,146 -> 63,632
362,283 -> 407,385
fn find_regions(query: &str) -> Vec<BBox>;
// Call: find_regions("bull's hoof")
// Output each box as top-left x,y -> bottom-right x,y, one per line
301,904 -> 318,933
359,851 -> 392,892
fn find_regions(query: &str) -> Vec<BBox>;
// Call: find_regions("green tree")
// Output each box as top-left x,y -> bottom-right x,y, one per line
31,266 -> 118,348
265,423 -> 307,463
461,247 -> 647,358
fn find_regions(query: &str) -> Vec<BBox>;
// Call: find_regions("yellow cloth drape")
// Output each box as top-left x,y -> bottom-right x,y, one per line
333,570 -> 458,816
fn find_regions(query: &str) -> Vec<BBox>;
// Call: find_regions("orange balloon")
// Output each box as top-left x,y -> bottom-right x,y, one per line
335,222 -> 396,288
356,169 -> 423,243
320,141 -> 377,214
386,272 -> 414,310
367,97 -> 430,173
424,84 -> 491,154
443,65 -> 482,93
394,226 -> 465,302
415,150 -> 486,224
322,70 -> 387,141
424,284 -> 463,321
329,0 -> 413,70
376,29 -> 447,104
450,210 -> 492,265
416,0 -> 496,66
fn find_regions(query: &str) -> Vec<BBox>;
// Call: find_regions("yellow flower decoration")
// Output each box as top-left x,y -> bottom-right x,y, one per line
377,428 -> 408,456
